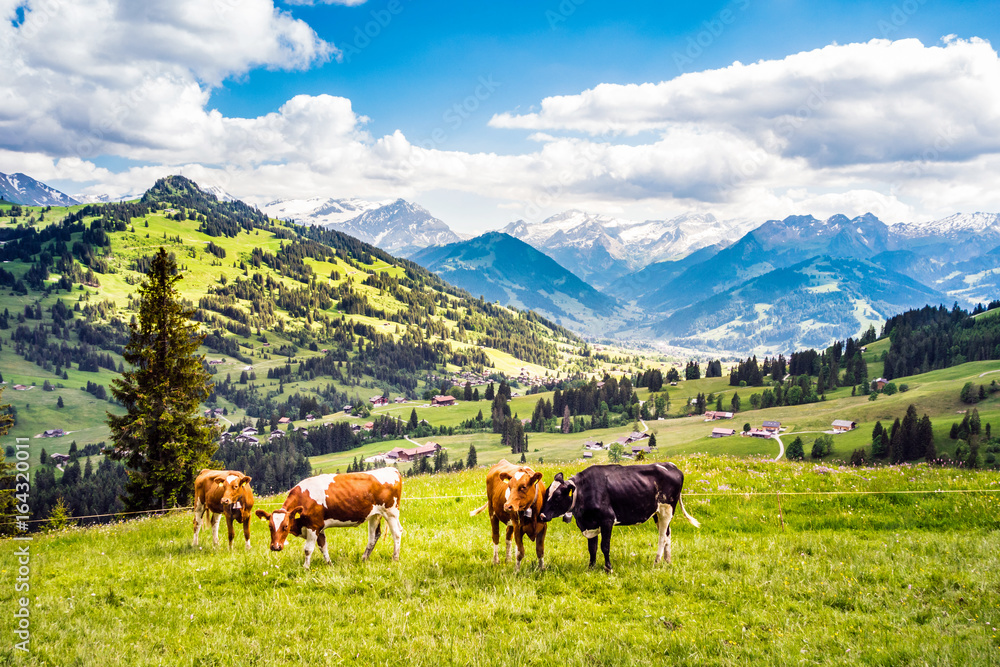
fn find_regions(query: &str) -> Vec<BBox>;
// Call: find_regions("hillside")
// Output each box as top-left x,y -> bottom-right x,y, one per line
0,176 -> 595,458
410,231 -> 622,333
0,171 -> 79,206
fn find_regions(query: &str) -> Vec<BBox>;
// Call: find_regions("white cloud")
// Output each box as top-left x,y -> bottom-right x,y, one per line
4,11 -> 1000,230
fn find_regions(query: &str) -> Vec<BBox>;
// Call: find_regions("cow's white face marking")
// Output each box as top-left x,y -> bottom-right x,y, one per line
514,472 -> 525,482
271,511 -> 286,534
582,528 -> 599,538
547,481 -> 560,499
367,467 -> 401,485
296,474 -> 336,508
226,474 -> 238,484
655,464 -> 668,471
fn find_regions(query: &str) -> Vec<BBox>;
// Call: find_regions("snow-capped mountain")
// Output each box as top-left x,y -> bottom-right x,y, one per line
0,172 -> 79,206
198,184 -> 237,202
260,197 -> 387,227
337,199 -> 461,257
501,210 -> 759,288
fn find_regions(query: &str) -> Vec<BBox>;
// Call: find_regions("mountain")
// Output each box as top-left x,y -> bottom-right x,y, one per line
198,184 -> 237,202
501,210 -> 759,288
260,197 -> 386,226
410,231 -> 621,333
0,172 -> 79,206
889,213 -> 1000,262
261,197 -> 460,257
654,255 -> 945,353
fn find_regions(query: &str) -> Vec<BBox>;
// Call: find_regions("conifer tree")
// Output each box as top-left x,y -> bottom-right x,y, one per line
408,408 -> 419,430
466,444 -> 477,469
108,248 -> 218,510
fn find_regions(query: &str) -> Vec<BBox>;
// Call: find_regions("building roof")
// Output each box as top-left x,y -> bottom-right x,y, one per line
712,427 -> 736,436
762,420 -> 781,428
831,419 -> 856,428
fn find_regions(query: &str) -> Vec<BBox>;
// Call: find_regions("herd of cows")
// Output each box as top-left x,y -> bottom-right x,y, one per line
192,459 -> 700,572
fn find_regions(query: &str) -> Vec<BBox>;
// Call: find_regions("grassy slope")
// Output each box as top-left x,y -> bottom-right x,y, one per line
3,457 -> 999,666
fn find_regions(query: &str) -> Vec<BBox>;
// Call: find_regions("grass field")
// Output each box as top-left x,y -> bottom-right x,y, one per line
3,456 -> 999,666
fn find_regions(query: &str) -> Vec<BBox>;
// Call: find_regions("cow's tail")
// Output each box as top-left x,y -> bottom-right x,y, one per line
469,502 -> 488,517
678,494 -> 700,528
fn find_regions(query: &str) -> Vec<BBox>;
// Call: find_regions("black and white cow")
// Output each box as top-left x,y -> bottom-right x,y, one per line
539,463 -> 699,572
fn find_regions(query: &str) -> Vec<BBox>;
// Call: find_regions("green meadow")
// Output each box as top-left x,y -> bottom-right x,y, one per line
3,456 -> 999,666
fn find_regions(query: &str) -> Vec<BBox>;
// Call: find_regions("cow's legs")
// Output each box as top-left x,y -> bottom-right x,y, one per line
505,524 -> 514,563
226,513 -> 235,549
384,509 -> 403,562
192,499 -> 205,547
211,512 -> 222,547
655,503 -> 675,564
317,530 -> 332,564
535,526 -> 546,571
513,527 -> 526,573
242,517 -> 251,550
302,528 -> 318,569
587,535 -> 599,569
490,515 -> 501,564
362,516 -> 382,561
600,524 -> 614,573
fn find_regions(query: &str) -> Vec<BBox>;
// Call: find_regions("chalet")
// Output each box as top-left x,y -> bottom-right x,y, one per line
631,444 -> 652,456
208,359 -> 225,365
269,431 -> 284,440
431,395 -> 457,407
583,451 -> 594,459
343,404 -> 353,413
748,429 -> 771,439
596,381 -> 605,388
350,424 -> 362,433
277,417 -> 291,424
394,397 -> 407,404
12,384 -> 31,391
761,421 -> 781,433
241,427 -> 257,436
704,411 -> 734,421
370,396 -> 389,407
711,428 -> 737,438
624,431 -> 650,445
397,442 -> 443,462
362,421 -> 375,431
874,377 -> 889,390
50,453 -> 70,463
305,414 -> 315,422
383,447 -> 407,461
831,419 -> 857,432
583,440 -> 605,451
42,429 -> 66,438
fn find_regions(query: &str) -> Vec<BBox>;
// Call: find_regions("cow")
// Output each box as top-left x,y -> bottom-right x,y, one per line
469,459 -> 548,571
192,469 -> 255,550
255,469 -> 403,568
538,462 -> 699,572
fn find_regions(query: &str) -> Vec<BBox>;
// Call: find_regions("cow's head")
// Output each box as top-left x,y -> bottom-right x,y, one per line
500,468 -> 543,514
254,506 -> 304,551
219,474 -> 252,510
539,472 -> 576,523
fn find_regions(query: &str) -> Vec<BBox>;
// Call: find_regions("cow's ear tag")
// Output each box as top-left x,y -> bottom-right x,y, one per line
525,508 -> 532,518
293,511 -> 301,519
568,488 -> 573,498
218,482 -> 224,488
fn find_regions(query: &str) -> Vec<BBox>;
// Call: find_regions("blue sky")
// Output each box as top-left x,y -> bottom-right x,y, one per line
3,0 -> 1000,231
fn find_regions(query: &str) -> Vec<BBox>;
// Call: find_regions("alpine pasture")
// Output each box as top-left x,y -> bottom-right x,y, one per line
2,456 -> 998,666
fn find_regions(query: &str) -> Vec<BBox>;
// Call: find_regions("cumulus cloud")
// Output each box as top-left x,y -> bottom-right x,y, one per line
3,9 -> 1000,229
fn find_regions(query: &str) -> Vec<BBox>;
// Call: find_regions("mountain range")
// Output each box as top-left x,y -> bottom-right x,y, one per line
7,171 -> 999,353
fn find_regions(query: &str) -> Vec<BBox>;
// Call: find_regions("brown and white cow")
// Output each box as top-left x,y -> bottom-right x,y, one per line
255,469 -> 403,568
193,469 -> 255,549
469,459 -> 547,571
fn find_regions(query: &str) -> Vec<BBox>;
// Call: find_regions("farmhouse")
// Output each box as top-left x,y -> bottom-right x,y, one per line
241,427 -> 257,435
711,427 -> 737,438
583,440 -> 605,451
343,404 -> 353,413
748,429 -> 772,439
370,395 -> 389,407
362,421 -> 375,431
394,397 -> 407,404
630,444 -> 652,456
12,384 -> 31,391
42,429 -> 66,438
305,414 -> 315,422
431,395 -> 457,406
50,453 -> 70,463
874,377 -> 889,390
277,417 -> 291,424
383,447 -> 407,461
832,419 -> 857,432
396,442 -> 444,462
704,411 -> 734,421
624,431 -> 650,445
761,420 -> 781,433
583,451 -> 594,459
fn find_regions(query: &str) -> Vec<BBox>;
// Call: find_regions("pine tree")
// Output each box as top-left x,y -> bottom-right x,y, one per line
57,395 -> 64,408
730,391 -> 740,413
108,248 -> 218,511
918,414 -> 935,460
408,408 -> 419,430
888,417 -> 903,463
485,382 -> 495,401
785,436 -> 805,460
40,447 -> 48,465
466,444 -> 477,469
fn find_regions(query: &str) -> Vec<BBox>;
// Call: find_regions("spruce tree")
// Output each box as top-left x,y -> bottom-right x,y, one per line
918,414 -> 935,460
408,408 -> 419,430
108,248 -> 218,511
466,444 -> 477,469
